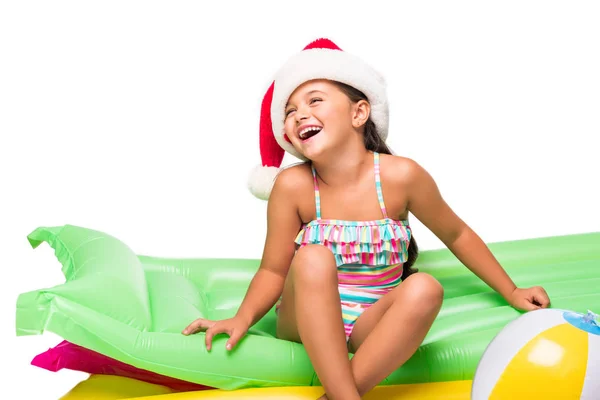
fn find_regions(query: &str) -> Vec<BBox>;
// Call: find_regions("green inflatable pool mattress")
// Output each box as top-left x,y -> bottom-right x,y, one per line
15,225 -> 600,389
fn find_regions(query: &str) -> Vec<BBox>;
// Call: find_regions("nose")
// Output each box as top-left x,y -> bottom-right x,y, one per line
295,107 -> 310,124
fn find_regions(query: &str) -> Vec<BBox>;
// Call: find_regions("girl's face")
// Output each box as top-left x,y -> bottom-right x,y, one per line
283,79 -> 364,160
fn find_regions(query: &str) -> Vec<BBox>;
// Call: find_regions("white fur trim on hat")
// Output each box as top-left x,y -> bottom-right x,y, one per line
247,164 -> 281,201
270,48 -> 389,160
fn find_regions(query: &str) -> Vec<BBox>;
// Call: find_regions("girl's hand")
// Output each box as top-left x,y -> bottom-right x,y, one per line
182,316 -> 250,351
508,286 -> 551,311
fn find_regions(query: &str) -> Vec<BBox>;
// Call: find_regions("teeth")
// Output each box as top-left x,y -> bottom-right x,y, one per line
299,126 -> 321,139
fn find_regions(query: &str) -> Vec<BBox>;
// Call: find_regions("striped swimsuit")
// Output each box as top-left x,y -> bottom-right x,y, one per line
293,152 -> 412,343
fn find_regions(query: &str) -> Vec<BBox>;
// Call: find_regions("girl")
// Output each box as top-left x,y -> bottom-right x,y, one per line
183,38 -> 551,400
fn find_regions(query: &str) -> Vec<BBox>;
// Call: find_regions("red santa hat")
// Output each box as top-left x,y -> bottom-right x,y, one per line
248,38 -> 389,200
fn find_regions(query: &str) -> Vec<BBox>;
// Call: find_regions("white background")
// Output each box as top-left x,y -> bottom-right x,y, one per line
2,1 -> 599,398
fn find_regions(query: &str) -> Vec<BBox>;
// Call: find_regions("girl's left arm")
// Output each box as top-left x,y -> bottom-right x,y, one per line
402,158 -> 550,311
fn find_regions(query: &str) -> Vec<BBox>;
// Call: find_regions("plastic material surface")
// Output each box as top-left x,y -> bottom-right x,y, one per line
471,308 -> 600,399
59,375 -> 175,399
16,225 -> 600,390
32,340 -> 210,392
59,375 -> 472,400
129,380 -> 473,399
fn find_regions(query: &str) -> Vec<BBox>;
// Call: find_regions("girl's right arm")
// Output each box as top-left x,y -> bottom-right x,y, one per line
234,168 -> 303,327
182,167 -> 304,350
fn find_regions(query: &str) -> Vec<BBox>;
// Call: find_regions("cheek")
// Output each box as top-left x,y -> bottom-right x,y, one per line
318,106 -> 351,132
283,118 -> 294,142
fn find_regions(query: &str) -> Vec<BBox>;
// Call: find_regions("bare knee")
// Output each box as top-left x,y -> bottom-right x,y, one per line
402,272 -> 444,311
290,245 -> 337,287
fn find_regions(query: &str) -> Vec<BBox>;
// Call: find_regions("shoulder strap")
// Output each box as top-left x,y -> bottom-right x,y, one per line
373,152 -> 389,219
311,165 -> 322,220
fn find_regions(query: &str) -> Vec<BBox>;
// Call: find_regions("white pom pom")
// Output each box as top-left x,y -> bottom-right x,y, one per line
247,165 -> 282,200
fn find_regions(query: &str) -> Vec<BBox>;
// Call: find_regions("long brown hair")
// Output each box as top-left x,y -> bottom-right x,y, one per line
333,80 -> 419,280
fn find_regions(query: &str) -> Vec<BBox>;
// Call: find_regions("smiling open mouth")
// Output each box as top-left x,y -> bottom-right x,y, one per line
299,126 -> 322,140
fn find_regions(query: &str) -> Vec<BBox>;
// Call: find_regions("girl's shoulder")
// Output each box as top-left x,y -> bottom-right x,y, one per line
275,162 -> 313,188
269,162 -> 316,222
270,162 -> 314,201
379,153 -> 424,187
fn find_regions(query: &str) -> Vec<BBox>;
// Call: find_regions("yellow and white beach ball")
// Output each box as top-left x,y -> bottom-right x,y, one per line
471,308 -> 600,400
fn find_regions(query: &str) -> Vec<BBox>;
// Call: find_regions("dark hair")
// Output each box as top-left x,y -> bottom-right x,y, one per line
332,81 -> 419,281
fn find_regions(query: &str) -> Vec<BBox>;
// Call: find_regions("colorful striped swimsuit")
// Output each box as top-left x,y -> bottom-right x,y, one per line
293,152 -> 412,343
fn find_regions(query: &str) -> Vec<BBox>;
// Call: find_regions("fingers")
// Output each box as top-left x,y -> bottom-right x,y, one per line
205,325 -> 221,351
205,326 -> 247,351
226,329 -> 245,351
183,318 -> 245,352
183,317 -> 248,353
182,318 -> 213,335
522,300 -> 541,311
518,286 -> 550,312
535,286 -> 551,308
205,324 -> 236,351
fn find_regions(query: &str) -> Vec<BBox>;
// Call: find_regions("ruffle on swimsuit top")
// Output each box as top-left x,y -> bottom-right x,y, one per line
294,218 -> 412,266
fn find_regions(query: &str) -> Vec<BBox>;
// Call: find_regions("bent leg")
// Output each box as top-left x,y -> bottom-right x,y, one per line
347,272 -> 444,396
276,245 -> 360,400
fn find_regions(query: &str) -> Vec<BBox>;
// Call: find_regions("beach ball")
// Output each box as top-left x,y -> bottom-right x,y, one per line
471,308 -> 600,399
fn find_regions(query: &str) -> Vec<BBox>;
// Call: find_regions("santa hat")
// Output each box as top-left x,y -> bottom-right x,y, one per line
247,38 -> 389,200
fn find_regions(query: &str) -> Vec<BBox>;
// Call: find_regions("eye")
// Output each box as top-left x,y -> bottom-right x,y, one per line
310,98 -> 322,104
285,108 -> 296,118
